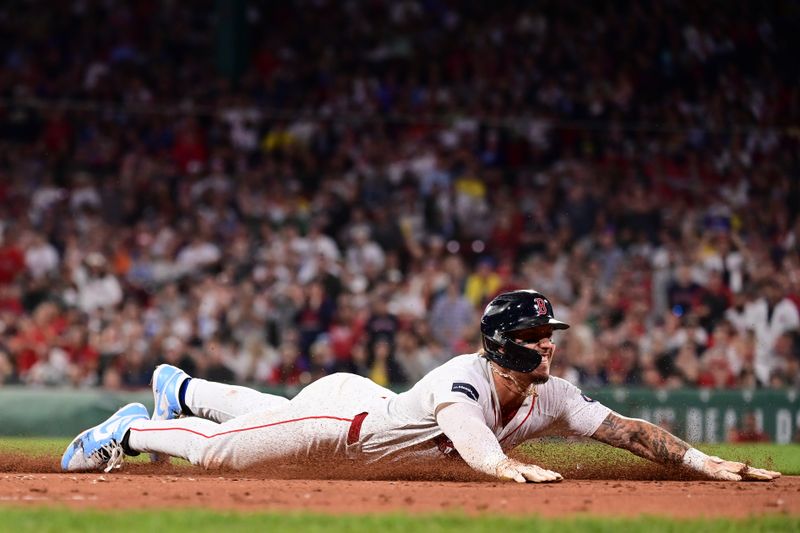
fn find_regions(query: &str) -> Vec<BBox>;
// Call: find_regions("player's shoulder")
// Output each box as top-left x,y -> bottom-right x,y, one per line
439,353 -> 489,376
538,376 -> 602,410
537,376 -> 584,401
539,375 -> 577,391
427,353 -> 493,405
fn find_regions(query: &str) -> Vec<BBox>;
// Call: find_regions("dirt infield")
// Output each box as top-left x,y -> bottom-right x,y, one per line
1,455 -> 798,517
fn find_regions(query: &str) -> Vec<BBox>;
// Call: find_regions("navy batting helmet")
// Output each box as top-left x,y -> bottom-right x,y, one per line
480,290 -> 569,372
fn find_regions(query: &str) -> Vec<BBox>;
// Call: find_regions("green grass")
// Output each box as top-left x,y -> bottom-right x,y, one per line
4,437 -> 800,474
698,443 -> 800,474
0,508 -> 797,533
1,438 -> 798,530
2,437 -> 67,456
1,437 -> 156,465
519,441 -> 800,476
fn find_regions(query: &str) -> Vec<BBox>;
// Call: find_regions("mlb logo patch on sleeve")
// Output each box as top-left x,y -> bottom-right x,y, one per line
451,382 -> 479,401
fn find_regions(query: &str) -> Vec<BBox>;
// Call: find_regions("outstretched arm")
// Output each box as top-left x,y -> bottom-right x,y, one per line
591,411 -> 690,465
591,412 -> 780,481
436,402 -> 562,483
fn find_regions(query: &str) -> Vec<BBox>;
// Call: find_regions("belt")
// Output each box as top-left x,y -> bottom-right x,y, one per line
347,412 -> 369,445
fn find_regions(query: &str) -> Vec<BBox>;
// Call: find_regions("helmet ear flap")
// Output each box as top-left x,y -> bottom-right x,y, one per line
481,332 -> 543,372
482,333 -> 504,358
502,338 -> 543,371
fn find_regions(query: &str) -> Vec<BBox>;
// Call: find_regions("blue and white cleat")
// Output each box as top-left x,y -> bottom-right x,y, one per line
151,364 -> 190,422
149,364 -> 190,463
61,403 -> 149,472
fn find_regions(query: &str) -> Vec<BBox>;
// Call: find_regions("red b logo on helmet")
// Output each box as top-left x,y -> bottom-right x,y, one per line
533,297 -> 548,316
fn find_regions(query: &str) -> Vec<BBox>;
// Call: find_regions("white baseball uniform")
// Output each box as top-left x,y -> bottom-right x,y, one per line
126,353 -> 611,476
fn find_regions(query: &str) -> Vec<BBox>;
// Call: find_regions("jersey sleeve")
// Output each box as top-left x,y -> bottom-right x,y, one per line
435,402 -> 507,477
555,380 -> 611,437
430,373 -> 489,413
422,356 -> 492,413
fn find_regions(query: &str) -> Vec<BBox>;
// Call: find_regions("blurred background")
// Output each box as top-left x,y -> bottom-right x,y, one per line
0,1 -> 798,440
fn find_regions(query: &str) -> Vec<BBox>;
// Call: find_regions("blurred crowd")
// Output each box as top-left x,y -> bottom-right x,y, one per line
0,0 -> 798,392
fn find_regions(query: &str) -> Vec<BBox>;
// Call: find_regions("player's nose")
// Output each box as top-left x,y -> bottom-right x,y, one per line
537,340 -> 555,356
538,338 -> 555,349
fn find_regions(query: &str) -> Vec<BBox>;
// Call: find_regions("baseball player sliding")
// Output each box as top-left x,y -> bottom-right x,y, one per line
61,290 -> 780,483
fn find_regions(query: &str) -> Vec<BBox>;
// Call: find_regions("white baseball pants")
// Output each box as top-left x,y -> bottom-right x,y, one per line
126,373 -> 378,470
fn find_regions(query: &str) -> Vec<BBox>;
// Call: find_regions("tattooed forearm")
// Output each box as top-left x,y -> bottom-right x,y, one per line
591,412 -> 691,465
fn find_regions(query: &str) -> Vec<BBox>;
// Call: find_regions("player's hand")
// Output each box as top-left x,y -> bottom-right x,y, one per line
495,458 -> 563,483
700,455 -> 781,482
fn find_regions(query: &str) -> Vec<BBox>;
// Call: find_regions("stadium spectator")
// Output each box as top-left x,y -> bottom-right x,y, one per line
428,279 -> 474,354
268,340 -> 307,387
735,279 -> 800,384
0,0 -> 797,393
0,232 -> 25,286
727,413 -> 770,443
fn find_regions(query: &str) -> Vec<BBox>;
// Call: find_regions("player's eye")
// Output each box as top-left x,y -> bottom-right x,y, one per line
523,337 -> 552,346
512,329 -> 552,344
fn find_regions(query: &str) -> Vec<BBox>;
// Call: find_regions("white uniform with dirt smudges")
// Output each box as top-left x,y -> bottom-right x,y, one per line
126,354 -> 610,474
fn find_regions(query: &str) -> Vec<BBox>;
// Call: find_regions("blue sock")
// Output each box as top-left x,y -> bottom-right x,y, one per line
179,378 -> 192,415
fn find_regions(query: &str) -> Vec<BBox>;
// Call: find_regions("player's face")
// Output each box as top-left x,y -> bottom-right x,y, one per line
512,325 -> 556,385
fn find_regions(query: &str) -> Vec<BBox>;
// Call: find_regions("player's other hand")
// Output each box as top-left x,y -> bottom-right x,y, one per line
701,455 -> 781,482
496,458 -> 563,483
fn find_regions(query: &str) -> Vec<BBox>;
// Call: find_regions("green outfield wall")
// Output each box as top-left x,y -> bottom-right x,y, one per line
0,386 -> 798,443
587,388 -> 800,444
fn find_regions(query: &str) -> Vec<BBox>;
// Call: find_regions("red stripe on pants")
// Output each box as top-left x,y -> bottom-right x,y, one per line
129,415 -> 355,439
